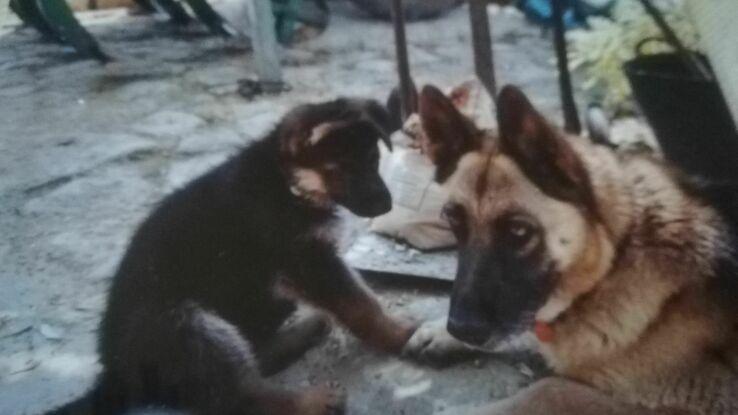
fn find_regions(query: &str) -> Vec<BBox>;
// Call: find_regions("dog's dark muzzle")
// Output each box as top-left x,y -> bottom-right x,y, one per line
446,245 -> 551,346
447,316 -> 494,346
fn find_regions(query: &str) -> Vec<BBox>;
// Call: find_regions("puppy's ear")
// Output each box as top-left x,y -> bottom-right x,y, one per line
497,85 -> 595,210
419,84 -> 481,183
351,98 -> 394,151
281,99 -> 393,157
386,85 -> 419,134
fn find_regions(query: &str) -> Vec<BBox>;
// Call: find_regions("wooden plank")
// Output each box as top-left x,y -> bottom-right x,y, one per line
345,233 -> 457,282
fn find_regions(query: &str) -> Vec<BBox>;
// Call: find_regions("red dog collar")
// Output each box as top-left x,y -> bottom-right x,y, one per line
534,321 -> 555,343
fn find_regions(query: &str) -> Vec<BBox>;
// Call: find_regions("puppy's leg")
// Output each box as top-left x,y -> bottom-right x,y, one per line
402,317 -> 482,366
257,310 -> 331,376
467,378 -> 684,415
285,243 -> 416,354
147,303 -> 344,415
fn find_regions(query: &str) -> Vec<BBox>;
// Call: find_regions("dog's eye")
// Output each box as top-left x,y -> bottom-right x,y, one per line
442,203 -> 468,241
441,203 -> 464,226
502,217 -> 538,250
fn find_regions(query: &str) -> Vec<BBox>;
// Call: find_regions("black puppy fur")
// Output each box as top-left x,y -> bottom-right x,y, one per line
47,98 -> 415,415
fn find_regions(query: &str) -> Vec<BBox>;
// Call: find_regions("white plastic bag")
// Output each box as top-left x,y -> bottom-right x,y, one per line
370,80 -> 495,250
371,131 -> 455,250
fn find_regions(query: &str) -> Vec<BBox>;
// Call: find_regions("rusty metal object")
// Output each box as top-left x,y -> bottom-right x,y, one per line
389,0 -> 417,122
551,0 -> 581,133
468,0 -> 497,99
350,0 -> 462,21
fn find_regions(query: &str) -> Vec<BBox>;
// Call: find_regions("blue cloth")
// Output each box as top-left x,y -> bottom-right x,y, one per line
518,0 -> 614,29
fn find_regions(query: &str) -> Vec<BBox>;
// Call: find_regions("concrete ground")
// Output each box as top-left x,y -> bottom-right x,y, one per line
0,3 -> 573,414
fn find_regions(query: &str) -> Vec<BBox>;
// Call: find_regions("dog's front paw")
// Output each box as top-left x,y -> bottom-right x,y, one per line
402,318 -> 478,366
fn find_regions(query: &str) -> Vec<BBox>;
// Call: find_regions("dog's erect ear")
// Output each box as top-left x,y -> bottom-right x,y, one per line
497,85 -> 596,211
419,85 -> 481,183
447,80 -> 479,112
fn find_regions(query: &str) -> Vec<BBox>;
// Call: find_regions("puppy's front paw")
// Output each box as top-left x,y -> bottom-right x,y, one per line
298,383 -> 346,415
402,318 -> 479,366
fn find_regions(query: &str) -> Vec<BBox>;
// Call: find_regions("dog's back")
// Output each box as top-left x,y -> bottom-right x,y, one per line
536,136 -> 738,414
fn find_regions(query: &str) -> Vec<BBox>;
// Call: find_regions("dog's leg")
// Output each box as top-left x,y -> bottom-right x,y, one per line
285,243 -> 416,354
256,310 -> 331,376
465,378 -> 684,415
140,303 -> 344,415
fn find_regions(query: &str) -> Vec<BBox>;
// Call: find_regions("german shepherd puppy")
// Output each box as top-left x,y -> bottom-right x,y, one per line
48,98 -> 416,415
407,84 -> 738,414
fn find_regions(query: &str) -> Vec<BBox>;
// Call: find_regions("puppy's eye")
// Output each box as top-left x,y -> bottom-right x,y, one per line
323,163 -> 341,172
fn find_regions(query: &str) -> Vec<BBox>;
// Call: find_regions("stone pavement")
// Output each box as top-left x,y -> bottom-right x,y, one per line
0,3 -> 567,413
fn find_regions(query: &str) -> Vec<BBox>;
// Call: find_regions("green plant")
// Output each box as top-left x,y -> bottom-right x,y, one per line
568,0 -> 701,113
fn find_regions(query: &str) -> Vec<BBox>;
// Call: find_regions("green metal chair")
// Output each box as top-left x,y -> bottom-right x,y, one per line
9,0 -> 236,62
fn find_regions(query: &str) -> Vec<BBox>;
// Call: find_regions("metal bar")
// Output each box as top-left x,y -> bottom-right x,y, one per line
248,0 -> 283,85
10,0 -> 62,42
389,0 -> 416,121
131,0 -> 157,14
468,0 -> 497,99
551,0 -> 581,134
36,0 -> 110,62
637,0 -> 712,81
151,0 -> 192,25
182,0 -> 233,37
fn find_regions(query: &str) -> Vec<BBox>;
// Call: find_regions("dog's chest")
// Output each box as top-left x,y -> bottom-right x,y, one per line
305,215 -> 348,249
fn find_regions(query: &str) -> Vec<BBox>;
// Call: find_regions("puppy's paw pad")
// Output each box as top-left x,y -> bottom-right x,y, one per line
299,384 -> 347,415
300,314 -> 332,345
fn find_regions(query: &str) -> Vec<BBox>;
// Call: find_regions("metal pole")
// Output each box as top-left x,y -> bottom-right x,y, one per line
468,0 -> 497,99
551,0 -> 581,134
249,0 -> 283,85
389,0 -> 415,121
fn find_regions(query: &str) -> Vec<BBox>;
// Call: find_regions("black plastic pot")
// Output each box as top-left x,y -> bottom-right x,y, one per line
624,53 -> 738,182
347,0 -> 463,21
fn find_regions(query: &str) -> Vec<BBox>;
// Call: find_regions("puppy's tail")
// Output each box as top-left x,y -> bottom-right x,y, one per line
43,394 -> 94,415
43,381 -> 122,415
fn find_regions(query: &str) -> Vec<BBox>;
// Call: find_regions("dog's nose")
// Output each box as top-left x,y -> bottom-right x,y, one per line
447,317 -> 492,346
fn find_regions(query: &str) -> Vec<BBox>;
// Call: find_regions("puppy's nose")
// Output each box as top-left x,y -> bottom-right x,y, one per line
373,192 -> 392,215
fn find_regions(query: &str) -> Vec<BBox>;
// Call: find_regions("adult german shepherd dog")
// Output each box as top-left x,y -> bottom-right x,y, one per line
47,98 -> 417,415
407,84 -> 738,414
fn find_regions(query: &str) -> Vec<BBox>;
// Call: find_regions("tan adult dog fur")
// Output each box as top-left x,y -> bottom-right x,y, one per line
407,84 -> 738,415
